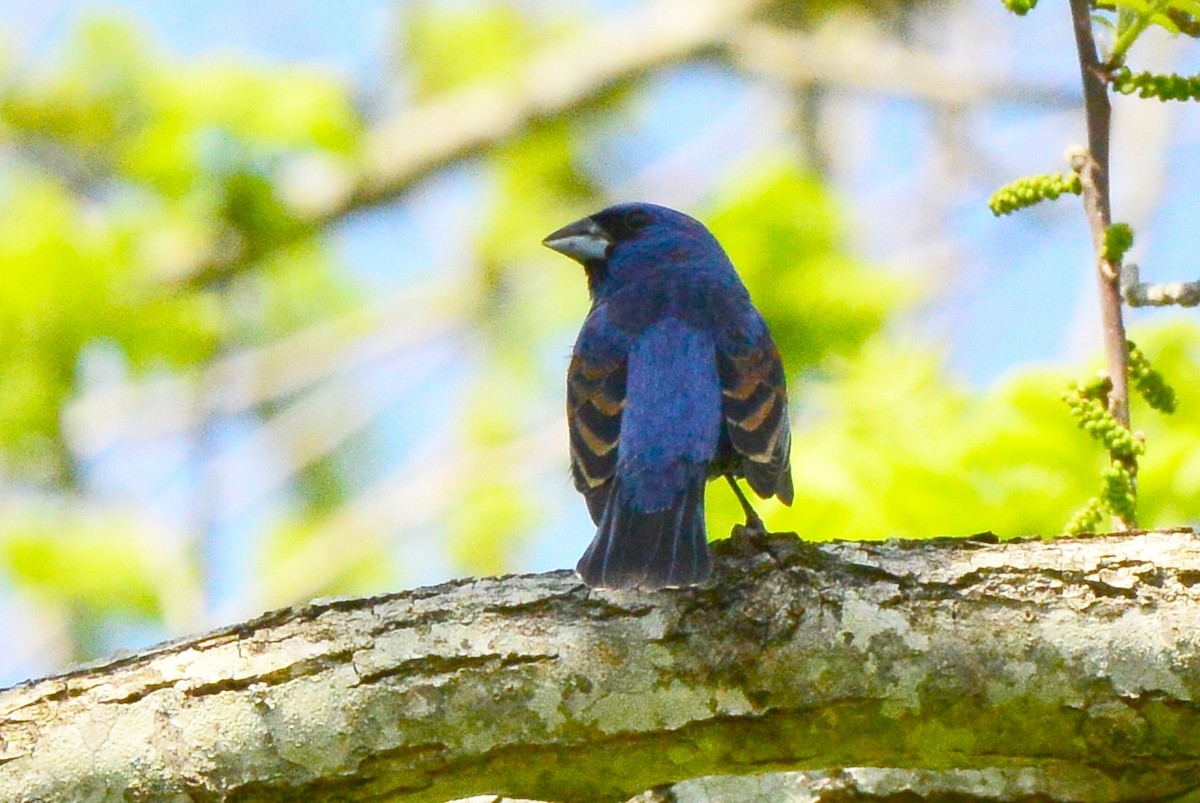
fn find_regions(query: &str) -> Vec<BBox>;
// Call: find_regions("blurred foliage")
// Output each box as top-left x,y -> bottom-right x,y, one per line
707,161 -> 907,375
2,509 -> 164,618
756,321 -> 1200,541
0,19 -> 360,472
0,177 -> 222,478
0,17 -> 362,659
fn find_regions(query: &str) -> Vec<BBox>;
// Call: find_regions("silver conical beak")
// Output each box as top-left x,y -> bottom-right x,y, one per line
542,217 -> 611,264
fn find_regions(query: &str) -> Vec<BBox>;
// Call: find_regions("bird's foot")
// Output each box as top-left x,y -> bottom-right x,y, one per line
730,514 -> 769,547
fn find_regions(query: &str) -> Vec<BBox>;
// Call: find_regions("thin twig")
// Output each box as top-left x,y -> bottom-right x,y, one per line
64,283 -> 468,455
726,24 -> 1079,108
1067,0 -> 1134,529
1121,264 -> 1200,307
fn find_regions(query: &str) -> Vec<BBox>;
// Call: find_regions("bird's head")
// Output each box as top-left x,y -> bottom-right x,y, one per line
542,202 -> 730,298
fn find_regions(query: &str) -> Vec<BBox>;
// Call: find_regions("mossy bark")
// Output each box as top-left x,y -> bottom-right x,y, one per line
2,529 -> 1200,802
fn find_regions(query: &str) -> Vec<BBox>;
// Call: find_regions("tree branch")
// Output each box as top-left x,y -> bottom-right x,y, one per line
633,765 -> 1160,802
1121,263 -> 1200,307
726,24 -> 1079,108
3,529 -> 1200,802
64,282 -> 468,457
1068,0 -> 1134,530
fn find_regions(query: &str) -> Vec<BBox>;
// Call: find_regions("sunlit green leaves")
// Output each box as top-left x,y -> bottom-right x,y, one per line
0,179 -> 221,475
3,19 -> 360,192
1001,0 -> 1039,16
0,16 -> 366,652
1125,322 -> 1200,522
749,321 -> 1200,542
448,477 -> 536,576
0,17 -> 362,479
707,160 -> 906,375
765,0 -> 939,27
1109,0 -> 1200,34
0,20 -> 152,166
762,341 -> 979,541
1103,1 -> 1200,60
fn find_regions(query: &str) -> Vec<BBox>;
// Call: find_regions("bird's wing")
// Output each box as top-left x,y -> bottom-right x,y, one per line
568,308 -> 629,522
716,311 -> 794,504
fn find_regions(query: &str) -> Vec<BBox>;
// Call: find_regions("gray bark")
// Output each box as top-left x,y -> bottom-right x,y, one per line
3,529 -> 1200,802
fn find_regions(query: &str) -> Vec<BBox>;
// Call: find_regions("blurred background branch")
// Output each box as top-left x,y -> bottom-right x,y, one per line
171,0 -> 772,290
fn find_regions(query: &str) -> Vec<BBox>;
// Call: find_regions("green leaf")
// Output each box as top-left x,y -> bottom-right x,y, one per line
1001,0 -> 1039,15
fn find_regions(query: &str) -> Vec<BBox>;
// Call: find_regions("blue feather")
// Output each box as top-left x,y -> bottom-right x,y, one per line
546,202 -> 793,589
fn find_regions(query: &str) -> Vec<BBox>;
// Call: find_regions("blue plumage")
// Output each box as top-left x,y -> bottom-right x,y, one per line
544,202 -> 793,589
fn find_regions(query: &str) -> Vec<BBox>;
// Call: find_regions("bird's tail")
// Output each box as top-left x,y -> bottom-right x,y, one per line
577,473 -> 711,590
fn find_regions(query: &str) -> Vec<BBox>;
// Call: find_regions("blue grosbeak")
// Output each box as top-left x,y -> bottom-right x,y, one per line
543,202 -> 793,590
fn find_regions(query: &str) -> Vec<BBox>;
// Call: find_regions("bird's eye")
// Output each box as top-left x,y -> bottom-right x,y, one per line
624,208 -> 650,231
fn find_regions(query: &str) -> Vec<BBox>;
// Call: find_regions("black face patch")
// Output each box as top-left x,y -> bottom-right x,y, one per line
593,206 -> 654,243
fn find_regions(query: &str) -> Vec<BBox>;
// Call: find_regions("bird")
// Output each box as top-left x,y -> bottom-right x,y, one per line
542,202 -> 793,590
